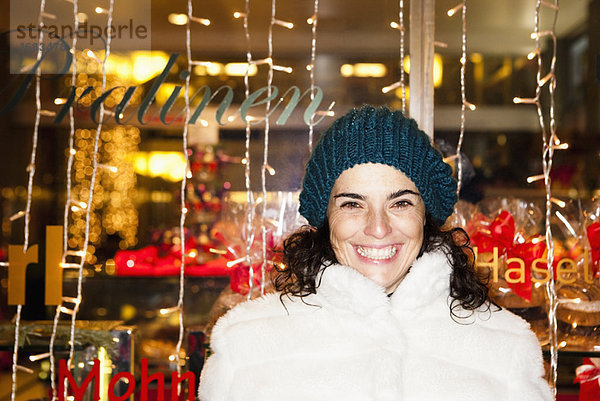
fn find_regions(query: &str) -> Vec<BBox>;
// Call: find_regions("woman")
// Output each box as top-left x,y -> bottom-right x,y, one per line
199,106 -> 552,401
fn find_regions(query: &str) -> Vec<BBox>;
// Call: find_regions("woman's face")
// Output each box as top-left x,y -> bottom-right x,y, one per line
327,163 -> 426,294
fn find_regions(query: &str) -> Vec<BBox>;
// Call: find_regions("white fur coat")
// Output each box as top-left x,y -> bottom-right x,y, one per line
198,250 -> 553,401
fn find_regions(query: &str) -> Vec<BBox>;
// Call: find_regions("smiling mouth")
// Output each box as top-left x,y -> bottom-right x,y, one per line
356,245 -> 398,260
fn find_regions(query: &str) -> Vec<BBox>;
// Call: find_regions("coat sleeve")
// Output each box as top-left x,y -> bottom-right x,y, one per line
197,346 -> 234,401
197,316 -> 236,401
506,327 -> 554,401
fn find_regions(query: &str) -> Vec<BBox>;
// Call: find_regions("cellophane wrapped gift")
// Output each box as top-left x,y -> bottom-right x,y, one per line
556,198 -> 600,350
204,191 -> 305,336
452,198 -> 549,342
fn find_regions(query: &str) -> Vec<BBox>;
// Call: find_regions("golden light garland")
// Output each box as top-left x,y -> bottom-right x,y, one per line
100,127 -> 140,249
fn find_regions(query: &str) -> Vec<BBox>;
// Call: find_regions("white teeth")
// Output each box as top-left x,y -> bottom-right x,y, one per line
356,246 -> 397,260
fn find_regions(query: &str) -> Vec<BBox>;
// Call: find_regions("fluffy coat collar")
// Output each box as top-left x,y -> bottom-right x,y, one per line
315,249 -> 451,315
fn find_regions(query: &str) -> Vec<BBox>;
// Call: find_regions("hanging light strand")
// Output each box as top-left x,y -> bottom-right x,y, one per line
49,0 -> 80,398
455,0 -> 467,196
515,2 -> 561,389
259,0 -> 278,295
66,0 -> 114,394
23,0 -> 47,253
242,0 -> 255,300
534,0 -> 560,394
399,0 -> 407,113
382,0 -> 406,112
173,0 -> 194,383
49,305 -> 62,401
307,0 -> 319,150
12,1 -> 48,400
10,305 -> 23,401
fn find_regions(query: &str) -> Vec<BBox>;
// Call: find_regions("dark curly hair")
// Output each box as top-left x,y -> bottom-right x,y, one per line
274,213 -> 492,319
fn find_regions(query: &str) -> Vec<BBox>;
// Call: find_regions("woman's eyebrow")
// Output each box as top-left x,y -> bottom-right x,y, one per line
332,192 -> 365,200
388,189 -> 419,200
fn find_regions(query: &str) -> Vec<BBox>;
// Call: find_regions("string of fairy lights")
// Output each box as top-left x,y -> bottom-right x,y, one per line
66,3 -> 115,400
172,0 -> 194,383
445,0 -> 475,196
50,0 -> 80,397
10,0 -> 49,399
261,0 -> 277,295
514,0 -> 562,394
307,0 -> 320,150
241,0 -> 256,300
455,0 -> 467,197
383,0 -> 407,113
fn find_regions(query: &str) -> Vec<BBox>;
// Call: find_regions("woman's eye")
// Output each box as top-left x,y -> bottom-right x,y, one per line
340,201 -> 361,209
393,200 -> 412,208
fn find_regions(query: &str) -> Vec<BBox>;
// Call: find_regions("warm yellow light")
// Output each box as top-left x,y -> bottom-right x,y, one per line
465,101 -> 476,111
193,17 -> 211,26
527,174 -> 545,183
224,63 -> 257,76
29,352 -> 50,362
433,54 -> 443,87
77,13 -> 88,23
95,7 -> 105,14
131,51 -> 170,84
447,4 -> 463,17
527,51 -> 536,60
155,83 -> 184,105
150,152 -> 186,181
353,63 -> 387,78
160,306 -> 178,315
104,54 -> 134,81
340,64 -> 353,77
193,62 -> 224,76
553,142 -> 569,150
134,152 -> 187,182
469,53 -> 483,63
402,55 -> 442,87
54,98 -> 67,105
226,257 -> 246,268
168,13 -> 188,26
403,55 -> 410,74
133,153 -> 148,175
273,65 -> 293,73
274,19 -> 294,29
394,86 -> 409,100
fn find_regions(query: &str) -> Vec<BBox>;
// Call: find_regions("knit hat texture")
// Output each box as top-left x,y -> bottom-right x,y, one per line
299,105 -> 457,227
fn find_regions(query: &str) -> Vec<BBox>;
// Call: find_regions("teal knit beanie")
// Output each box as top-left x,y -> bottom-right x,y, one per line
299,105 -> 457,227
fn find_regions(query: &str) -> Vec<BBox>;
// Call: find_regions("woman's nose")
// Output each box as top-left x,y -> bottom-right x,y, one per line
364,209 -> 392,238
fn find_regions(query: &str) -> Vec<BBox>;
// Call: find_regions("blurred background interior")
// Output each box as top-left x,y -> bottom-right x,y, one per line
1,0 -> 600,399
